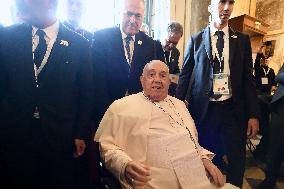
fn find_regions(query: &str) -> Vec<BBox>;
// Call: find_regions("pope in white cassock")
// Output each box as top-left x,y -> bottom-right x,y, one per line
95,60 -> 238,189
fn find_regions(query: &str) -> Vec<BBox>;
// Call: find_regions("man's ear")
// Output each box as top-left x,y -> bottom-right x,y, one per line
140,75 -> 144,86
208,5 -> 212,14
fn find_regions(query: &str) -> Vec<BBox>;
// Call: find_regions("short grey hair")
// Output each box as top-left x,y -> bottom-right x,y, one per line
167,21 -> 183,37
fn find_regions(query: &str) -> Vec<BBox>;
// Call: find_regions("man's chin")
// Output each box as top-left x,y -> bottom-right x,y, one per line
125,29 -> 138,36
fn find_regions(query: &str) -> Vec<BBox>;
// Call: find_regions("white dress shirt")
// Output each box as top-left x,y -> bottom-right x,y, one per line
120,27 -> 135,65
210,24 -> 232,101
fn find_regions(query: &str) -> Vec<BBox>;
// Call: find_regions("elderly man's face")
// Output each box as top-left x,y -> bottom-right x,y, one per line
141,61 -> 170,102
209,0 -> 235,26
66,0 -> 83,25
164,32 -> 182,52
122,0 -> 144,36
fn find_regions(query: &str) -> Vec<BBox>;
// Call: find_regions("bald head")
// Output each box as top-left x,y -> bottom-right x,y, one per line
141,60 -> 170,101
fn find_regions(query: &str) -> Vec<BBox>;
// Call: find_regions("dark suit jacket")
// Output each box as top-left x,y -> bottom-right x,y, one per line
92,27 -> 164,124
165,47 -> 180,74
176,26 -> 259,125
254,53 -> 276,94
0,23 -> 93,152
62,21 -> 93,43
271,64 -> 284,104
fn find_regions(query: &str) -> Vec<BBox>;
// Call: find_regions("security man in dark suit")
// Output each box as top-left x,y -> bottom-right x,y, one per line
63,0 -> 93,42
258,64 -> 284,189
162,21 -> 183,96
253,44 -> 277,163
0,0 -> 93,189
176,0 -> 259,187
92,0 -> 164,126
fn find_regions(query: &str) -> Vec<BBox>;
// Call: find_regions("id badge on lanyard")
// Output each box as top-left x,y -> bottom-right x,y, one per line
213,73 -> 230,95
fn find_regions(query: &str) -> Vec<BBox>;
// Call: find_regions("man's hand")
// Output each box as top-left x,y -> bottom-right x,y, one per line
74,139 -> 86,158
202,158 -> 225,187
125,161 -> 151,188
247,118 -> 259,138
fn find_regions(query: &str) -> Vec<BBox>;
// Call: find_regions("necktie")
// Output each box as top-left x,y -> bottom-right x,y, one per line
165,51 -> 170,65
34,29 -> 47,68
214,31 -> 224,74
212,31 -> 224,100
125,35 -> 133,64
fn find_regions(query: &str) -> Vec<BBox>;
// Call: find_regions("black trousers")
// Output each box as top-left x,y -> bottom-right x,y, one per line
31,119 -> 77,189
197,99 -> 246,187
265,98 -> 284,183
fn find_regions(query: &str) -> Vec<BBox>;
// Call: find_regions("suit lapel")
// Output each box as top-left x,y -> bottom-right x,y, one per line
38,23 -> 67,81
21,24 -> 35,78
203,26 -> 213,65
113,27 -> 130,73
132,32 -> 142,66
229,27 -> 237,69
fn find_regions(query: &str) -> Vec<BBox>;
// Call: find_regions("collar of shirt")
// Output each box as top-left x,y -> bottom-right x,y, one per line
120,26 -> 136,42
32,20 -> 60,43
209,23 -> 229,38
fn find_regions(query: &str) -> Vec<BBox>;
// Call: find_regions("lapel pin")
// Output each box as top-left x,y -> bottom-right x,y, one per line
231,35 -> 237,39
138,40 -> 142,45
60,40 -> 69,47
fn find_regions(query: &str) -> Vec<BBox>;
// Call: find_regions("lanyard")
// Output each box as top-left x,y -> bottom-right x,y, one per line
262,67 -> 270,77
212,34 -> 227,73
164,50 -> 172,65
32,36 -> 56,87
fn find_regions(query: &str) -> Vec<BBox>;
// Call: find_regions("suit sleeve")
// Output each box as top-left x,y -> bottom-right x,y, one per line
91,32 -> 112,128
271,69 -> 277,86
243,35 -> 260,119
172,49 -> 181,74
0,27 -> 8,101
275,65 -> 284,84
154,40 -> 166,62
175,36 -> 195,100
75,39 -> 94,140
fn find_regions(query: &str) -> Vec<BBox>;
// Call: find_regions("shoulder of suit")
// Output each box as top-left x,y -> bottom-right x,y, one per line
61,23 -> 89,45
190,27 -> 206,41
172,47 -> 180,54
94,26 -> 119,36
137,31 -> 154,42
4,23 -> 30,33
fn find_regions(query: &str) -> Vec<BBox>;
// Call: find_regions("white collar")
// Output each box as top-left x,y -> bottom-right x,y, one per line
210,23 -> 229,38
32,20 -> 60,41
120,26 -> 136,42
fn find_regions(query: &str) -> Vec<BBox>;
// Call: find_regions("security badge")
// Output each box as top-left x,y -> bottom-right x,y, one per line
213,73 -> 230,95
261,77 -> 268,85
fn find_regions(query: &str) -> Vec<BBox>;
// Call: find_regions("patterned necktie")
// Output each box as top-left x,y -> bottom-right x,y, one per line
125,35 -> 133,64
34,29 -> 47,68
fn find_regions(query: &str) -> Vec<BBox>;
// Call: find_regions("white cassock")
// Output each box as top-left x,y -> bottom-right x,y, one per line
95,92 -> 239,189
